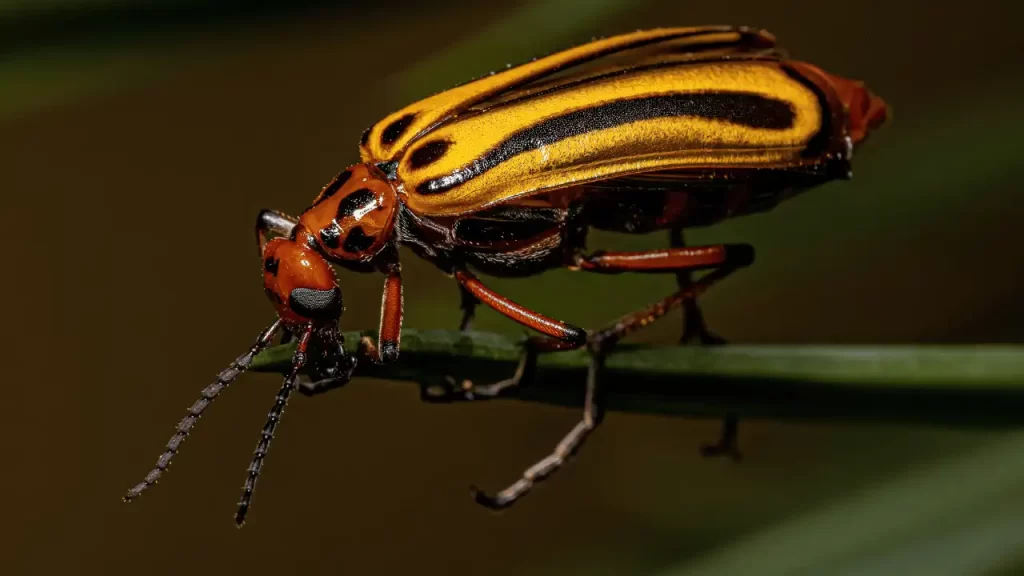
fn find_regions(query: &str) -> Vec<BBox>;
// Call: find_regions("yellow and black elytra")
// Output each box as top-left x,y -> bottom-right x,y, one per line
125,26 -> 888,522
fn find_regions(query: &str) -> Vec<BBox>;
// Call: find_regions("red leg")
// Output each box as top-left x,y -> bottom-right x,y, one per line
454,268 -> 587,349
359,264 -> 404,364
421,268 -> 584,402
574,243 -> 753,274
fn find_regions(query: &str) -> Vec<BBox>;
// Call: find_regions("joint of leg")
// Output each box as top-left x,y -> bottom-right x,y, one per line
563,325 -> 589,347
379,339 -> 400,364
723,244 -> 755,268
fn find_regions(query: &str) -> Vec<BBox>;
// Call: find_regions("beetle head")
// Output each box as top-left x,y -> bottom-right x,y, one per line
261,237 -> 343,326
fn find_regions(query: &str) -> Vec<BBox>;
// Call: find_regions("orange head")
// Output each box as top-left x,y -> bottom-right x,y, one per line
298,163 -> 399,264
261,237 -> 342,326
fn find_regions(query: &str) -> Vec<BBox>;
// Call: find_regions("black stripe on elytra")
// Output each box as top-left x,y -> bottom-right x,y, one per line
447,27 -> 741,91
343,226 -> 376,253
412,29 -> 755,144
782,65 -> 832,159
409,140 -> 451,169
381,113 -> 416,146
417,92 -> 795,195
336,188 -> 376,219
472,55 -> 778,119
315,170 -> 352,206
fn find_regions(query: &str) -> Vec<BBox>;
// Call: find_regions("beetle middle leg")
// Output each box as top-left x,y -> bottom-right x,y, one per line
422,267 -> 586,403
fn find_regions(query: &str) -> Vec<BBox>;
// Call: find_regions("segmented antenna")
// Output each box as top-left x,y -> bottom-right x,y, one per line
124,319 -> 282,503
235,326 -> 312,526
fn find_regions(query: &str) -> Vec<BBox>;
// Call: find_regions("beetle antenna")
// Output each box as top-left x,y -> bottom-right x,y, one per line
124,319 -> 283,503
235,325 -> 313,526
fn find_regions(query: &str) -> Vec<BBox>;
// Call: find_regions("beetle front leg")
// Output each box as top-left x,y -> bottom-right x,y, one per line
358,263 -> 404,364
298,263 -> 402,397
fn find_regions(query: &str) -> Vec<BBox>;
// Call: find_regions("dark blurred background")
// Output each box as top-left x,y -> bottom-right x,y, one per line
4,0 -> 1023,574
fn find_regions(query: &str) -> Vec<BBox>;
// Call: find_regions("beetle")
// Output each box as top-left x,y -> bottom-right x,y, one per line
124,26 -> 888,523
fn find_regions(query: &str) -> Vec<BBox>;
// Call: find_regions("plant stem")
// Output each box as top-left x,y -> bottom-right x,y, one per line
250,329 -> 1024,427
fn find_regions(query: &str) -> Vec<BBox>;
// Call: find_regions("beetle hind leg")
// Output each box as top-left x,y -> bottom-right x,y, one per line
670,227 -> 727,345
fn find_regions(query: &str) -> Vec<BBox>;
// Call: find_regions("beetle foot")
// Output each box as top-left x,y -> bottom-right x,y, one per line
420,375 -> 479,403
680,299 -> 727,345
420,341 -> 535,403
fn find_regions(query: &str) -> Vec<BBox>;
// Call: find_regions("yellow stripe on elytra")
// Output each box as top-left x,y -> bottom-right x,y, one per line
360,27 -> 757,163
398,62 -> 821,216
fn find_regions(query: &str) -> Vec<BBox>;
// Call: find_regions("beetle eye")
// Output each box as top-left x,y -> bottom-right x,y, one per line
288,287 -> 343,320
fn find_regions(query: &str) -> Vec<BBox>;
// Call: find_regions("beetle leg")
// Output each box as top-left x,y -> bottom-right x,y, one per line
421,269 -> 585,404
357,263 -> 404,364
255,209 -> 299,257
454,268 -> 588,346
572,233 -> 754,344
458,284 -> 480,331
669,230 -> 742,459
471,266 -> 736,509
578,237 -> 751,460
471,342 -> 607,510
671,227 -> 728,345
421,333 -> 578,403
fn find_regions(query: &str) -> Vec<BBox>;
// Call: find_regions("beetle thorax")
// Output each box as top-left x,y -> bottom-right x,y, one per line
299,163 -> 399,263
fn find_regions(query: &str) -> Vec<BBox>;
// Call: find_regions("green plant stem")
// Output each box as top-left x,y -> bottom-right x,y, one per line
250,329 -> 1024,427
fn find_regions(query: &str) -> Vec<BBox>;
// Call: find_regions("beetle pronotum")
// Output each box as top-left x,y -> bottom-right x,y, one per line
125,26 -> 888,523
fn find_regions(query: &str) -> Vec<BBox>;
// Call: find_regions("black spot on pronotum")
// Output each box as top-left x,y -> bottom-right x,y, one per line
342,226 -> 376,253
315,170 -> 352,206
336,188 -> 377,219
380,340 -> 399,363
289,286 -> 343,321
416,92 -> 796,195
360,127 -> 371,146
409,140 -> 450,169
319,223 -> 341,249
264,257 -> 280,276
381,113 -> 416,145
